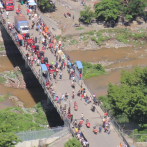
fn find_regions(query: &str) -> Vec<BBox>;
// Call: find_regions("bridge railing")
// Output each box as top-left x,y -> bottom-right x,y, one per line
0,15 -> 76,138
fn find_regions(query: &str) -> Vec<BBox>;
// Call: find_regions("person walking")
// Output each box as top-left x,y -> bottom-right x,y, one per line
59,71 -> 62,79
6,11 -> 9,19
73,15 -> 74,21
39,34 -> 41,44
99,126 -> 102,133
81,113 -> 84,120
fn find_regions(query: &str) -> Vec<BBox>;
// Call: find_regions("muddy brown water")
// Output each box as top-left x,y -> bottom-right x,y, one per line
66,45 -> 147,97
0,56 -> 45,108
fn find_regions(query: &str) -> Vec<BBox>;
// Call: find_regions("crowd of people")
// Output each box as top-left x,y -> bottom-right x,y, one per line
1,2 -> 129,147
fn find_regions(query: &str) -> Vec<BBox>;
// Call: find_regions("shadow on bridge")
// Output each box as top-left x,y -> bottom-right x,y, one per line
0,24 -> 64,127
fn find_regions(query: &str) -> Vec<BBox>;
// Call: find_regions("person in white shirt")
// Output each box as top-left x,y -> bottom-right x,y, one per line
6,11 -> 8,19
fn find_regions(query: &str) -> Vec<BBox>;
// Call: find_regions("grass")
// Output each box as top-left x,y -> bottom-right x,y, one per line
56,35 -> 61,40
0,96 -> 5,102
17,70 -> 22,75
75,27 -> 84,30
0,48 -> 5,51
6,71 -> 17,79
90,28 -> 147,46
61,37 -> 66,42
69,39 -> 78,45
0,75 -> 6,83
82,61 -> 105,79
68,36 -> 73,39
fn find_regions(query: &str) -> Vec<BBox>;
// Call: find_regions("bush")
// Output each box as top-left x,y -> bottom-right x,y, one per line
82,62 -> 105,79
64,138 -> 81,147
0,75 -> 6,83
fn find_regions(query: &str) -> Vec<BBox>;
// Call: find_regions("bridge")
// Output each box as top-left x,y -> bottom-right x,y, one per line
0,2 -> 127,147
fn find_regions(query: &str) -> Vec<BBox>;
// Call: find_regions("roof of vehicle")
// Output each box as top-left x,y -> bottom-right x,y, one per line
40,64 -> 48,72
15,15 -> 27,21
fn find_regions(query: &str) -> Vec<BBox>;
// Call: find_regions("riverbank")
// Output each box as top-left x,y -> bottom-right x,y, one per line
0,66 -> 26,89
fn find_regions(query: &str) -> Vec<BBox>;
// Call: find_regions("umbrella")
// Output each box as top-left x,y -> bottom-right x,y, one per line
0,2 -> 3,8
29,2 -> 37,5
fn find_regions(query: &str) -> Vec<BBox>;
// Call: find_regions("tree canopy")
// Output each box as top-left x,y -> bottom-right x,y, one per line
107,67 -> 147,124
95,0 -> 120,21
64,138 -> 81,147
80,6 -> 95,24
38,0 -> 55,12
120,0 -> 147,20
0,133 -> 21,147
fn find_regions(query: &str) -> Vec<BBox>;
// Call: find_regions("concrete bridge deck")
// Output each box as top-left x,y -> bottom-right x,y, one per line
0,2 -> 125,147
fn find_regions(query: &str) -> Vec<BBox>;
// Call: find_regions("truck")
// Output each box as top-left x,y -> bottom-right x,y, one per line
2,0 -> 14,11
14,15 -> 29,34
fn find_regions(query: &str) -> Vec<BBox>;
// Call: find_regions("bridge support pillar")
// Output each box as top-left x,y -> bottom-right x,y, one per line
25,61 -> 30,69
47,98 -> 51,105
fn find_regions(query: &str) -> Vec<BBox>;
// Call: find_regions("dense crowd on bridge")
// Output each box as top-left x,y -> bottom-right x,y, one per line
0,1 -> 129,146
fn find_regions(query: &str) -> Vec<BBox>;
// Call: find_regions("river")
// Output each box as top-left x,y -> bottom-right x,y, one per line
0,56 -> 47,107
66,45 -> 147,96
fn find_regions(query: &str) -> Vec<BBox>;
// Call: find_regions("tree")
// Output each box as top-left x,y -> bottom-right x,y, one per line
95,0 -> 120,21
0,133 -> 21,147
64,138 -> 81,147
107,67 -> 147,124
80,6 -> 95,24
38,0 -> 54,12
120,0 -> 147,21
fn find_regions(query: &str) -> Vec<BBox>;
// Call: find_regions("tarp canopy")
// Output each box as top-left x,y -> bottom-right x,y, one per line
75,61 -> 83,69
0,2 -> 3,8
41,64 -> 48,72
27,0 -> 34,2
29,2 -> 37,5
17,34 -> 23,40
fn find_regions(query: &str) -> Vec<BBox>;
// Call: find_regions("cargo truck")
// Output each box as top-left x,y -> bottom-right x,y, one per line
14,15 -> 29,34
2,0 -> 14,11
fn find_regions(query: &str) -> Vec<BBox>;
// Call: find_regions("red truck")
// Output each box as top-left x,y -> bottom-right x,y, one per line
2,0 -> 14,11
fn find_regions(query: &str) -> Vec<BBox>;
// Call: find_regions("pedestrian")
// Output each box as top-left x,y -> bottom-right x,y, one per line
108,128 -> 111,135
73,15 -> 74,21
99,126 -> 102,133
59,71 -> 62,79
6,11 -> 8,19
27,9 -> 29,15
81,113 -> 84,120
61,94 -> 64,101
39,34 -> 41,44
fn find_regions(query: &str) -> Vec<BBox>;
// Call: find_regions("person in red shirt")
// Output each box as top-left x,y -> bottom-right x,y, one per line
27,9 -> 29,15
104,112 -> 107,118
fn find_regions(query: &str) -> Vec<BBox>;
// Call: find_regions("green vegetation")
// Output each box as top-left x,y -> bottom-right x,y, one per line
95,0 -> 120,21
0,48 -> 5,51
17,70 -> 22,75
5,71 -> 17,79
0,95 -> 5,102
91,28 -> 147,46
64,138 -> 81,147
0,103 -> 48,133
38,0 -> 55,12
79,0 -> 147,23
75,27 -> 84,31
56,35 -> 61,40
0,75 -> 6,83
62,37 -> 67,42
130,129 -> 147,142
82,62 -> 105,79
0,103 -> 48,146
0,133 -> 21,147
99,67 -> 147,141
69,39 -> 78,45
80,6 -> 95,24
